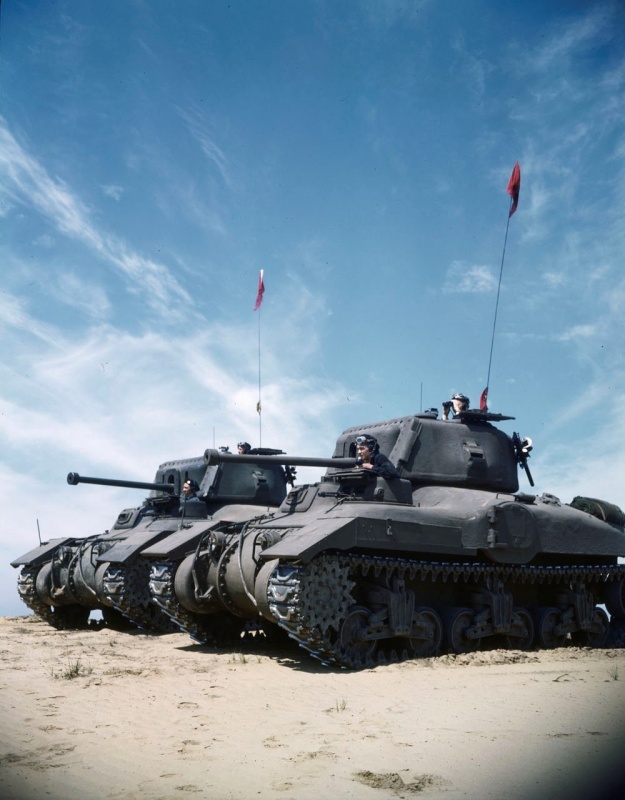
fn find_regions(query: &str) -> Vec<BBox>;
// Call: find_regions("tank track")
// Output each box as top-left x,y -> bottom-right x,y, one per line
149,561 -> 222,644
267,553 -> 625,669
16,566 -> 90,629
102,561 -> 178,633
148,559 -> 238,644
17,566 -> 57,624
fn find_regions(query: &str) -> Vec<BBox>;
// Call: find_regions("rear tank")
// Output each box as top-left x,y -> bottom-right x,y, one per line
11,450 -> 290,632
151,410 -> 625,667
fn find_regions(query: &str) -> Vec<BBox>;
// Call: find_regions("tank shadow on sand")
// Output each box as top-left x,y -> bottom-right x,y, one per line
174,631 -> 346,674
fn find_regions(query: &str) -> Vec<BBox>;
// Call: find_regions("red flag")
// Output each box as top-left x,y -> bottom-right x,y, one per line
480,387 -> 488,411
507,162 -> 521,217
253,269 -> 265,310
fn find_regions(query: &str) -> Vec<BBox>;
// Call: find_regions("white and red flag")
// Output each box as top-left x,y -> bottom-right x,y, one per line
254,269 -> 265,310
507,162 -> 521,217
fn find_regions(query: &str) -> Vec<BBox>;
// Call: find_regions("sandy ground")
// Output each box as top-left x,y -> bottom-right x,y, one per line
1,615 -> 624,800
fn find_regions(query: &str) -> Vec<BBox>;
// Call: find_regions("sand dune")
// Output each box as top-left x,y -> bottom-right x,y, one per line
0,615 -> 624,800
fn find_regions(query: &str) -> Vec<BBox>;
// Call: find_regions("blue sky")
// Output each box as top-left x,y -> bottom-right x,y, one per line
1,1 -> 624,616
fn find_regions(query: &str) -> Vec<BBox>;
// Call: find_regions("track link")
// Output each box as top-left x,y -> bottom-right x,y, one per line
103,561 -> 178,633
16,565 -> 90,629
148,560 -> 237,644
17,566 -> 56,624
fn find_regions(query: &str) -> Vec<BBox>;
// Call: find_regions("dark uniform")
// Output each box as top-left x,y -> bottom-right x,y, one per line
368,451 -> 399,479
355,435 -> 399,479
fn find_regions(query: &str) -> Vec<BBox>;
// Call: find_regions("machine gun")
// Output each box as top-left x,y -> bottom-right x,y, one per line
511,433 -> 534,487
67,472 -> 177,494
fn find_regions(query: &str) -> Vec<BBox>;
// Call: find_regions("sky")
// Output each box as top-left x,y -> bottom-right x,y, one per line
0,0 -> 624,616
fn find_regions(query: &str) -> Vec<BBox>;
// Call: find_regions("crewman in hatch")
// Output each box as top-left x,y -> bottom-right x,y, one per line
442,392 -> 470,420
355,435 -> 398,479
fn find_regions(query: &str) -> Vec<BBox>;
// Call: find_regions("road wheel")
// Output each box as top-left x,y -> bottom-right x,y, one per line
405,607 -> 443,658
534,607 -> 566,649
336,605 -> 377,667
445,607 -> 478,654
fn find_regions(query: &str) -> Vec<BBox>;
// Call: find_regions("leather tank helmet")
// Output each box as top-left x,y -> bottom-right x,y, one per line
355,434 -> 380,453
451,393 -> 470,409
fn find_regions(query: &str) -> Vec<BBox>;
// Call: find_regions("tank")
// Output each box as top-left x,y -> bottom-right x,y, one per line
141,452 -> 357,644
11,449 -> 291,633
143,409 -> 625,667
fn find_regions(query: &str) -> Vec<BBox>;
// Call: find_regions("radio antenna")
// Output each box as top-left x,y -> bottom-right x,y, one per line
481,162 -> 521,411
253,270 -> 265,446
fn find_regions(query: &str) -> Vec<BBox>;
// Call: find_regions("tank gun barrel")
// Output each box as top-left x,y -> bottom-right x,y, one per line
203,449 -> 358,470
67,472 -> 176,494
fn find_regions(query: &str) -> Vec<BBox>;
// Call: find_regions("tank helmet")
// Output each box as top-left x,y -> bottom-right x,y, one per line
237,441 -> 251,453
451,393 -> 470,408
355,434 -> 379,453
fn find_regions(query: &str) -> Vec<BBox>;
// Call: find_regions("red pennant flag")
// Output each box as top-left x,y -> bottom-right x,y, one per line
480,387 -> 488,411
507,162 -> 521,217
253,269 -> 265,310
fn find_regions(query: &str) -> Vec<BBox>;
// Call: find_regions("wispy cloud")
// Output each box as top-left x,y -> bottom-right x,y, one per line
0,292 -> 65,349
177,105 -> 233,189
0,118 -> 193,320
543,271 -> 566,288
32,233 -> 55,248
443,262 -> 497,293
452,30 -> 493,102
527,7 -> 613,73
536,389 -> 625,505
101,184 -> 124,201
556,323 -> 599,342
362,0 -> 433,27
0,282 -> 348,478
54,272 -> 112,319
506,6 -> 625,250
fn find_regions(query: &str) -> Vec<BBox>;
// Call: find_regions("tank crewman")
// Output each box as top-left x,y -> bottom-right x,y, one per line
355,435 -> 399,479
179,478 -> 205,519
181,479 -> 200,499
237,442 -> 252,454
442,392 -> 470,421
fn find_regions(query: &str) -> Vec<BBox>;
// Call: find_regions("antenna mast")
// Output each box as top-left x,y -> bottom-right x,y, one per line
253,270 -> 265,446
481,162 -> 521,411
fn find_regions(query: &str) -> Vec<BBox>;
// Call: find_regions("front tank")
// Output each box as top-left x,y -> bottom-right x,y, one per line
171,411 -> 625,667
